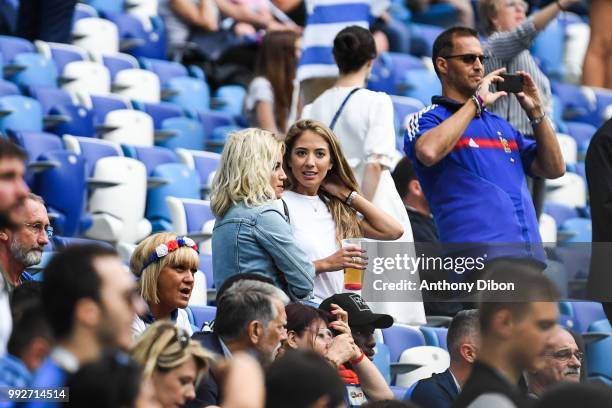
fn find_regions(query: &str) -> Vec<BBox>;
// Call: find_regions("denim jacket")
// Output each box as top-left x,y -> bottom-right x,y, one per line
212,200 -> 315,301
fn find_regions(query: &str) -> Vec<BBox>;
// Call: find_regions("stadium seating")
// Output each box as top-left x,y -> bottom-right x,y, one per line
212,85 -> 246,118
586,319 -> 612,383
560,301 -> 607,333
113,68 -> 160,103
122,144 -> 177,176
7,53 -> 58,91
63,135 -> 125,177
0,95 -> 43,132
401,70 -> 441,105
545,172 -> 587,209
0,35 -> 35,63
85,94 -> 132,124
61,60 -> 111,97
99,52 -> 139,80
103,12 -> 166,60
167,76 -> 211,112
72,17 -> 120,55
394,346 -> 450,388
158,117 -> 205,151
36,41 -> 89,75
382,325 -> 426,363
420,326 -> 448,351
99,109 -> 154,146
0,80 -> 19,97
175,148 -> 220,197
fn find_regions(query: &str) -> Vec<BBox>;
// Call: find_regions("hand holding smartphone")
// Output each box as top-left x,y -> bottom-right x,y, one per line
497,73 -> 524,93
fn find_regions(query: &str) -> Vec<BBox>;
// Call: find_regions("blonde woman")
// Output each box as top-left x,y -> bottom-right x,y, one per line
130,232 -> 200,337
210,128 -> 315,301
132,321 -> 212,408
283,119 -> 403,302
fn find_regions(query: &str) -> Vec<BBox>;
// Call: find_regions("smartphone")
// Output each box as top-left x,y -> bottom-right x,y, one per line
497,73 -> 524,93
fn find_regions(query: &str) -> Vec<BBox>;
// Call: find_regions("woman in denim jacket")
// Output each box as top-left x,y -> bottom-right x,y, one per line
210,128 -> 315,301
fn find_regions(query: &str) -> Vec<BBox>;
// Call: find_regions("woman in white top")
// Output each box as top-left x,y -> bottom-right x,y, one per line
301,25 -> 413,243
283,119 -> 403,303
130,232 -> 200,337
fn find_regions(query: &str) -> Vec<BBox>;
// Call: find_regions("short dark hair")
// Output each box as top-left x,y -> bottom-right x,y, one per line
446,309 -> 479,361
7,301 -> 52,358
333,25 -> 377,74
266,350 -> 345,408
0,138 -> 26,162
392,157 -> 418,200
66,350 -> 142,408
10,281 -> 43,321
432,26 -> 479,78
42,244 -> 118,340
479,267 -> 560,335
214,280 -> 288,341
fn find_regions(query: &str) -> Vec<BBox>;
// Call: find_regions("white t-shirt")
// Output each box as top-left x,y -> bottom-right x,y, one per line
132,308 -> 193,339
282,191 -> 342,303
244,76 -> 274,128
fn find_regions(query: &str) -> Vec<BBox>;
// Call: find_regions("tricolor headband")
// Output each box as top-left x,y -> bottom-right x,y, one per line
141,236 -> 199,272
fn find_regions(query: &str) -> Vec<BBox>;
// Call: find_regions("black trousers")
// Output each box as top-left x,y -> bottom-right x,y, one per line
16,0 -> 77,43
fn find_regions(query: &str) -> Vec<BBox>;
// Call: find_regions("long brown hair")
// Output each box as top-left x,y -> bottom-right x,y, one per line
284,119 -> 362,242
255,30 -> 299,133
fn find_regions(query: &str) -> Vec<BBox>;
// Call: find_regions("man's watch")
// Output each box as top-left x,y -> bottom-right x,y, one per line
530,112 -> 547,127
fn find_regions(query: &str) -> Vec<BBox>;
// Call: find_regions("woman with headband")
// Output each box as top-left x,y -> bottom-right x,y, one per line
130,232 -> 200,337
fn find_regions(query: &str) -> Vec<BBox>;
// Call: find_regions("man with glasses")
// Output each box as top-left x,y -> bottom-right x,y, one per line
526,326 -> 582,398
404,27 -> 564,276
0,193 -> 51,288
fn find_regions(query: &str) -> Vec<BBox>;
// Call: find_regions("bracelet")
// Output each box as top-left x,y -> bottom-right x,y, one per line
556,0 -> 566,11
350,351 -> 365,365
530,113 -> 547,127
345,191 -> 358,206
470,95 -> 482,118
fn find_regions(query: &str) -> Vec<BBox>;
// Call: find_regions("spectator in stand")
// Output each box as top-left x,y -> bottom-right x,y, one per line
282,302 -> 393,405
411,309 -> 480,408
0,286 -> 51,389
479,0 -> 581,217
66,350 -> 159,408
0,194 -> 50,289
392,157 -> 439,243
188,279 -> 289,407
244,30 -> 300,135
405,27 -> 564,270
283,119 -> 404,303
132,321 -> 212,408
526,326 -> 582,398
585,118 -> 612,323
210,128 -> 314,300
129,232 -> 200,337
26,245 -> 143,407
453,268 -> 560,408
266,350 -> 346,408
0,139 -> 29,355
582,0 -> 612,89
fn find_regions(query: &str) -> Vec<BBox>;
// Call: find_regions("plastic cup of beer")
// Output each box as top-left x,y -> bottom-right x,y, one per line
342,238 -> 364,290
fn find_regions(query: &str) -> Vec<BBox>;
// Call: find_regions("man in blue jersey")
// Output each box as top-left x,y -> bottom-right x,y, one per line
404,27 -> 564,273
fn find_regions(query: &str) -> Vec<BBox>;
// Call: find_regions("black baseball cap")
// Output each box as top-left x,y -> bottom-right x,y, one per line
319,293 -> 394,328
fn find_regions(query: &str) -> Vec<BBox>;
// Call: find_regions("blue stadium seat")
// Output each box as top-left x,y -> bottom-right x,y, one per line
101,52 -> 139,80
0,35 -> 35,63
52,236 -> 113,249
0,79 -> 20,97
88,94 -> 132,125
411,3 -> 460,28
122,144 -> 177,175
208,125 -> 241,153
543,203 -> 580,227
139,57 -> 188,86
409,24 -> 444,57
187,305 -> 216,329
48,104 -> 96,137
103,12 -> 167,60
158,117 -> 205,151
559,218 -> 591,243
196,109 -> 235,132
0,95 -> 43,132
212,85 -> 246,117
420,327 -> 448,351
33,150 -> 90,237
63,135 -> 124,177
37,42 -> 88,75
531,17 -> 565,79
7,130 -> 63,186
391,95 -> 424,136
134,101 -> 184,129
565,121 -> 597,155
86,0 -> 124,14
73,3 -> 98,23
382,325 -> 426,362
146,163 -> 201,232
585,319 -> 612,383
559,301 -> 607,333
199,253 -> 214,290
390,386 -> 409,400
29,86 -> 73,114
7,53 -> 58,92
368,53 -> 425,95
372,342 -> 392,384
401,70 -> 441,105
176,149 -> 220,197
166,76 -> 211,112
594,88 -> 612,125
552,82 -> 598,126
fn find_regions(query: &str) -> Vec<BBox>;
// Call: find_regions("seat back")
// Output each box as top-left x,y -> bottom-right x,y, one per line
382,325 -> 426,362
166,197 -> 214,235
176,149 -> 220,191
9,53 -> 58,91
113,68 -> 160,103
557,133 -> 577,166
166,76 -> 210,112
8,131 -> 63,164
122,144 -> 176,175
49,104 -> 96,137
560,301 -> 606,333
586,319 -> 612,381
101,52 -> 139,80
139,57 -> 188,86
395,346 -> 450,388
137,101 -> 183,128
36,41 -> 88,75
0,35 -> 35,62
546,173 -> 587,209
0,80 -> 19,97
146,164 -> 200,225
559,218 -> 591,243
86,156 -> 150,243
420,327 -> 448,351
401,70 -> 441,105
62,60 -> 111,97
33,150 -> 88,237
213,85 -> 245,117
187,305 -> 217,329
64,135 -> 123,177
72,18 -> 120,55
52,236 -> 113,249
0,95 -> 42,132
102,109 -> 154,146
88,94 -> 131,124
30,86 -> 75,114
158,117 -> 205,151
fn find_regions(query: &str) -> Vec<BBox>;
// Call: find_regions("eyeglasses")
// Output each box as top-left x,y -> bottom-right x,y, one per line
504,0 -> 528,11
23,222 -> 53,238
546,350 -> 584,362
442,53 -> 488,65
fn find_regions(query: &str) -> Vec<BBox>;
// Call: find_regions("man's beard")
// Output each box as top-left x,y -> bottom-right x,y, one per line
10,240 -> 43,267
